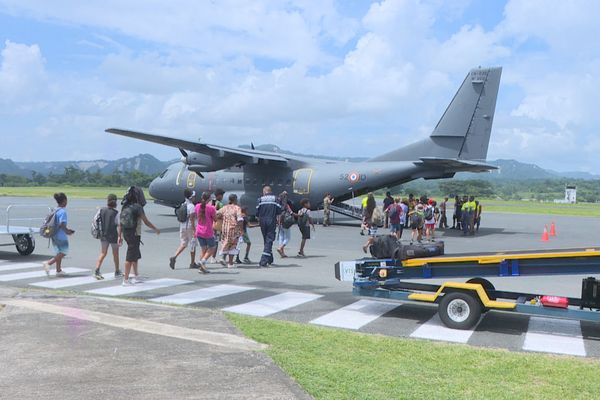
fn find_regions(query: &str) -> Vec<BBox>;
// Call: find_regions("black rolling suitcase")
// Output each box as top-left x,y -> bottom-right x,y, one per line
394,241 -> 444,261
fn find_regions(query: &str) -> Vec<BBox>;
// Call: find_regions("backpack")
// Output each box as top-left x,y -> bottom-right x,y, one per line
409,211 -> 423,228
369,235 -> 399,259
424,206 -> 433,221
91,209 -> 102,239
298,210 -> 309,227
175,202 -> 188,223
40,209 -> 57,239
120,205 -> 137,230
388,204 -> 399,219
282,211 -> 296,229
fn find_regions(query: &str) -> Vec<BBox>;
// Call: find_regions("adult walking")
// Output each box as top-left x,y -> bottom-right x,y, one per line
119,187 -> 160,286
194,192 -> 215,272
383,191 -> 394,229
169,189 -> 198,270
43,192 -> 75,277
277,191 -> 294,258
217,193 -> 244,268
322,193 -> 333,227
256,186 -> 281,267
439,196 -> 449,229
93,193 -> 121,280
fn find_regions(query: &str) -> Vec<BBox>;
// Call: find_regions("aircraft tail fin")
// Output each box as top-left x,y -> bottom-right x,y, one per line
369,66 -> 502,162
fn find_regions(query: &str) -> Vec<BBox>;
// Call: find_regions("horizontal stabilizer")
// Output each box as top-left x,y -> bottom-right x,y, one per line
415,157 -> 498,173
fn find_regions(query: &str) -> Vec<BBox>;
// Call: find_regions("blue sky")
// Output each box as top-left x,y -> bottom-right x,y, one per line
1,0 -> 599,172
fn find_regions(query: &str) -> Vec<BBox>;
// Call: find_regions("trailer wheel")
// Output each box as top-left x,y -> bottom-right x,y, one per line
14,234 -> 35,256
438,292 -> 481,330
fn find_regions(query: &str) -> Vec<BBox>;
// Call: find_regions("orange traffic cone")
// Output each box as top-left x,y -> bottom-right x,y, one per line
550,222 -> 557,236
541,225 -> 549,242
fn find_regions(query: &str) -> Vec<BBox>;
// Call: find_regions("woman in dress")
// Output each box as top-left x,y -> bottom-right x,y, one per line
217,193 -> 244,268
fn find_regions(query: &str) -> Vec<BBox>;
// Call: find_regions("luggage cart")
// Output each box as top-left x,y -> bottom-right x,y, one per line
0,205 -> 50,256
335,248 -> 600,329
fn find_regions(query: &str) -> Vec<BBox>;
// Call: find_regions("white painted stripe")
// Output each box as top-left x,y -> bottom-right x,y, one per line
310,300 -> 399,330
0,262 -> 42,272
410,314 -> 476,343
223,291 -> 322,317
523,316 -> 586,356
150,284 -> 254,305
0,268 -> 87,282
31,273 -> 116,289
86,278 -> 192,296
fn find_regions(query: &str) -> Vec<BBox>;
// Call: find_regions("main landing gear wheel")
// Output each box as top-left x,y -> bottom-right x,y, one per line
14,234 -> 35,256
438,292 -> 482,330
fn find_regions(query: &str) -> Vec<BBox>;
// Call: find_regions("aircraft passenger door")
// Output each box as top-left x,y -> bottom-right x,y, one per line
293,169 -> 313,195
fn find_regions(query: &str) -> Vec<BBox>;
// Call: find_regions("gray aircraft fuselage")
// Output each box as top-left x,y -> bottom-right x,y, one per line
150,159 -> 426,212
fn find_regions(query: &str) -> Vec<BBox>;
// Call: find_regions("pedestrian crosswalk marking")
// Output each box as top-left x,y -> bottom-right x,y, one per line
0,268 -> 87,282
223,291 -> 322,317
410,314 -> 476,343
523,316 -> 586,356
310,299 -> 399,330
31,273 -> 117,289
150,284 -> 255,305
0,262 -> 43,272
86,278 -> 193,296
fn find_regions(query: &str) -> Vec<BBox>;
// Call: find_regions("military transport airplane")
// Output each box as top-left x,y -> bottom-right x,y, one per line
107,66 -> 502,214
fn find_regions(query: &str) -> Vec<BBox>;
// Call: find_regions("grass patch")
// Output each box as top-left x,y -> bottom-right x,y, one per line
0,186 -> 150,199
229,314 -> 600,400
482,200 -> 600,217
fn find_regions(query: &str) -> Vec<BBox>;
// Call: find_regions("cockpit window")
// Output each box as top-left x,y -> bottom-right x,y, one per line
159,169 -> 168,178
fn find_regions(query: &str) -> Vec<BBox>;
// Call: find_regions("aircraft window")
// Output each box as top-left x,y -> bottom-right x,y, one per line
230,178 -> 235,184
238,179 -> 243,184
159,169 -> 168,179
245,178 -> 251,184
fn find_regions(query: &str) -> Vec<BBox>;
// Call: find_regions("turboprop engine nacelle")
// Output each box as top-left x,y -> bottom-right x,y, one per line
183,152 -> 235,172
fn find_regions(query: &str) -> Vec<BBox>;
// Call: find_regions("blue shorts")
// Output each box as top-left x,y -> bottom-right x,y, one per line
52,239 -> 69,255
197,237 -> 216,248
390,223 -> 402,233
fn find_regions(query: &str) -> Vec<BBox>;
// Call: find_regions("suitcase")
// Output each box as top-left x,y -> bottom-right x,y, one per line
368,235 -> 399,259
580,277 -> 600,309
395,241 -> 444,261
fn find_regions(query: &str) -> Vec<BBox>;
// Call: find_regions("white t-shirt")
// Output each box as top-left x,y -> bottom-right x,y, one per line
180,199 -> 196,230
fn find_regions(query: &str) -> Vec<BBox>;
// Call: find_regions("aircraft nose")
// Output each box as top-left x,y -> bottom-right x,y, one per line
149,177 -> 160,199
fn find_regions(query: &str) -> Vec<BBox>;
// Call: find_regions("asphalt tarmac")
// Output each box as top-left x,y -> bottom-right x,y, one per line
1,196 -> 600,358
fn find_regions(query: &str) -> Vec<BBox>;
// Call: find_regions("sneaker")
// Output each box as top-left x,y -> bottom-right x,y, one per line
169,256 -> 176,270
93,270 -> 104,280
208,257 -> 216,264
55,270 -> 67,277
219,259 -> 227,267
198,261 -> 210,274
189,263 -> 200,269
122,279 -> 135,286
235,257 -> 242,264
243,257 -> 251,264
132,276 -> 144,284
42,262 -> 50,277
114,270 -> 123,278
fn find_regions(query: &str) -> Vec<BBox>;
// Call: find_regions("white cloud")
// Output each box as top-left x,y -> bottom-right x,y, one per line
1,0 -> 600,171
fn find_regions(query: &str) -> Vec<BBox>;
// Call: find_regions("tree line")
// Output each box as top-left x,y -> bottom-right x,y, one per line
0,167 -> 154,188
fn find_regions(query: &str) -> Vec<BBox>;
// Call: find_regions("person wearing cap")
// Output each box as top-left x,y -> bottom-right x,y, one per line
170,188 -> 205,271
93,193 -> 122,280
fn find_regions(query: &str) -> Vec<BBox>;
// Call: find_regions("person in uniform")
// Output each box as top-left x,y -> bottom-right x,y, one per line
256,186 -> 282,267
322,193 -> 333,227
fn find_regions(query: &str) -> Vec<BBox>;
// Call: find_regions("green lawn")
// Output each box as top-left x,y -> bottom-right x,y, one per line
229,314 -> 600,400
0,186 -> 150,199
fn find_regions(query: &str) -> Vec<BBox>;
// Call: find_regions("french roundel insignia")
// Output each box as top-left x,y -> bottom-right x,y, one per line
348,172 -> 360,183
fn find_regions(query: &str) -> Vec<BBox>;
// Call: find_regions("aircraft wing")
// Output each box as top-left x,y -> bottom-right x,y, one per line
415,157 -> 498,173
106,128 -> 289,165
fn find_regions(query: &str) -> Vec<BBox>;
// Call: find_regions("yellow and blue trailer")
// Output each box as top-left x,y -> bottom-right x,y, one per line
335,248 -> 600,329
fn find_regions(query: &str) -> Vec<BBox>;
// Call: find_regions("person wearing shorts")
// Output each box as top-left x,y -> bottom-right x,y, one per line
195,192 -> 217,271
169,189 -> 200,270
236,206 -> 252,264
119,187 -> 160,286
297,199 -> 314,257
93,194 -> 122,280
43,192 -> 75,277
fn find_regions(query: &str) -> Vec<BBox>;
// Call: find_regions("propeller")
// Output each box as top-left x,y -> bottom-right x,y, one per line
179,148 -> 189,164
251,142 -> 255,150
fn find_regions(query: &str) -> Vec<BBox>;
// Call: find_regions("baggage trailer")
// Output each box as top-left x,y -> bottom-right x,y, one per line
0,205 -> 49,256
335,248 -> 600,329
